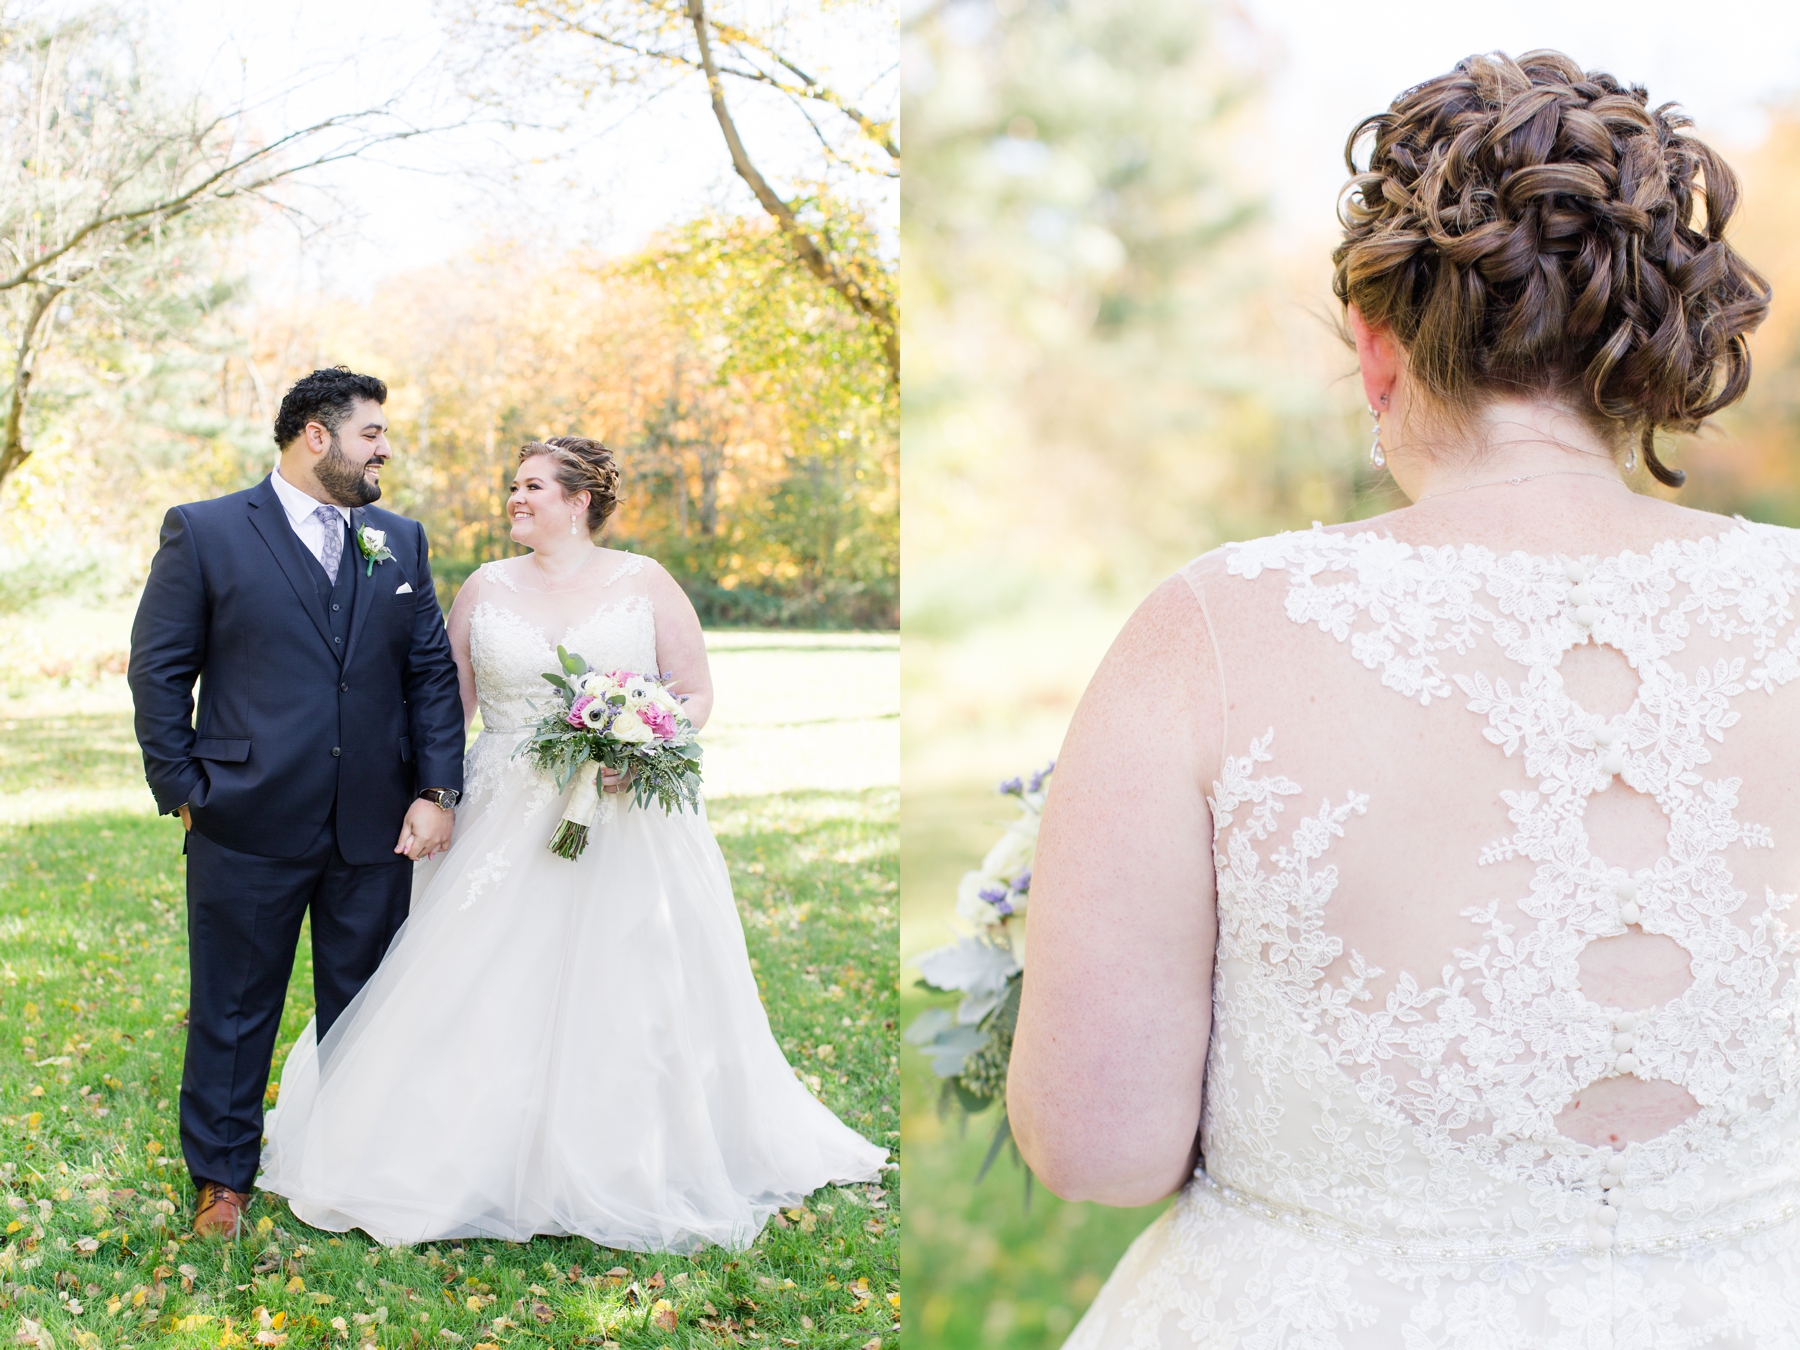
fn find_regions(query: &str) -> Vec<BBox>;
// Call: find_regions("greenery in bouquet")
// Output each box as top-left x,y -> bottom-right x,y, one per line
906,763 -> 1051,1187
515,645 -> 704,858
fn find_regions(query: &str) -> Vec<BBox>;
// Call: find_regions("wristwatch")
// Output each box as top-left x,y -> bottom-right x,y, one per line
418,788 -> 461,811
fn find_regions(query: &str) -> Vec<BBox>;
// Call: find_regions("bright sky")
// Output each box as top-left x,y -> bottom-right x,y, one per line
1240,0 -> 1800,238
152,0 -> 896,294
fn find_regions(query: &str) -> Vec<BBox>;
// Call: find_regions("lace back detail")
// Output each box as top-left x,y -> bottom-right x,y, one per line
1190,521 -> 1800,1254
1066,519 -> 1800,1349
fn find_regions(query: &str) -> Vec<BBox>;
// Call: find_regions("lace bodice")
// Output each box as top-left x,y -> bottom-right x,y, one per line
465,553 -> 657,734
1178,519 -> 1800,1263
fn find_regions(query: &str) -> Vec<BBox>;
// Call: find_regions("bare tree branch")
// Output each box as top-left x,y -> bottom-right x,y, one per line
0,287 -> 61,484
0,110 -> 453,294
710,22 -> 897,161
684,0 -> 896,384
505,5 -> 896,165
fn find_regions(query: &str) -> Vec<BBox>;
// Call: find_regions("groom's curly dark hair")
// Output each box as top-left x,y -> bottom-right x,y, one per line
274,366 -> 389,449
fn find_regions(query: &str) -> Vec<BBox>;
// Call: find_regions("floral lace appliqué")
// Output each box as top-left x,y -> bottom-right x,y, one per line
1071,521 -> 1800,1350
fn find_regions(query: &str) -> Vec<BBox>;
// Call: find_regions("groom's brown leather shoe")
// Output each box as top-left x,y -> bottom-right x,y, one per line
193,1181 -> 248,1239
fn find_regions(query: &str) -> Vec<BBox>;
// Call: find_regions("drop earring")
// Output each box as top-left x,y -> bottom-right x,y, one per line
1368,407 -> 1385,469
570,512 -> 580,536
1624,444 -> 1637,475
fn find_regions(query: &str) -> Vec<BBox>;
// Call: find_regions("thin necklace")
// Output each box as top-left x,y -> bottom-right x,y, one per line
1415,470 -> 1628,504
530,545 -> 597,590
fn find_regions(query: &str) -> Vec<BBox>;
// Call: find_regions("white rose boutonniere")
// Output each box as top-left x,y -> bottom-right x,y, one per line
355,525 -> 395,577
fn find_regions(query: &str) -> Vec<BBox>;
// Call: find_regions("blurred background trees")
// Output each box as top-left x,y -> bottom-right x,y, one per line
0,0 -> 897,633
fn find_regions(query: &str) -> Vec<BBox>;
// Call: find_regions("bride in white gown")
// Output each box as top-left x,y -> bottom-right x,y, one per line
259,436 -> 886,1251
1011,53 -> 1800,1347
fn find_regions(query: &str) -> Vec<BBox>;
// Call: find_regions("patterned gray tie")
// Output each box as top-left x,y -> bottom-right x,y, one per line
314,504 -> 343,584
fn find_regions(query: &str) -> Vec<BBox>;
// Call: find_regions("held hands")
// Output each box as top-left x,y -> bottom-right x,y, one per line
395,798 -> 455,861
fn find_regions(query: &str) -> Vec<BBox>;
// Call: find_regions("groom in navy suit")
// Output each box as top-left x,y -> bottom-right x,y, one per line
128,367 -> 465,1237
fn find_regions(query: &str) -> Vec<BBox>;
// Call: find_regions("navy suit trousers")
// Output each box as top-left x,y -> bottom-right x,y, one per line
180,817 -> 410,1194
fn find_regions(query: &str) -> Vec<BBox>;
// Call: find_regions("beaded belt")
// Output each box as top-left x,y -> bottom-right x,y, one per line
1195,1173 -> 1800,1262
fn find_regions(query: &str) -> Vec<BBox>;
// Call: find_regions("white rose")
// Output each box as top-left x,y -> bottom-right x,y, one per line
981,819 -> 1037,883
609,708 -> 655,744
360,527 -> 386,549
648,686 -> 683,713
581,671 -> 621,698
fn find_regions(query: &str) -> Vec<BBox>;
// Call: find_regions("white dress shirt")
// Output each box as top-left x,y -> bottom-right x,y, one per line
270,466 -> 351,569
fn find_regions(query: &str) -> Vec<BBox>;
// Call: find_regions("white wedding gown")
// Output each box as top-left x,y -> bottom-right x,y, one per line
1070,521 -> 1800,1348
258,554 -> 886,1251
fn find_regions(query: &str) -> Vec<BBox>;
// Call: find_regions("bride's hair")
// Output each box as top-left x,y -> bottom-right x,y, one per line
519,438 -> 620,533
1333,49 -> 1771,486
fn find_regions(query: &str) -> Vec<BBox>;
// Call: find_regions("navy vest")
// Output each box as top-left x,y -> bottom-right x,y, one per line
300,516 -> 359,663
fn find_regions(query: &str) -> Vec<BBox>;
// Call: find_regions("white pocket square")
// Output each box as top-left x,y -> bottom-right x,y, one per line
395,582 -> 413,594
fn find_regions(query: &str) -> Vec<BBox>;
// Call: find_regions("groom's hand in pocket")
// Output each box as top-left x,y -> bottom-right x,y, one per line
177,804 -> 193,832
395,799 -> 454,861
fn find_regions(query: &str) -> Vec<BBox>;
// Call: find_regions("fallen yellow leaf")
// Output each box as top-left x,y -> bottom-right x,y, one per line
284,1276 -> 304,1294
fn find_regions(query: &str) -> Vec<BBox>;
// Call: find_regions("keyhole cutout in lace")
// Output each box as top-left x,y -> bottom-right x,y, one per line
1556,1076 -> 1701,1147
1559,642 -> 1640,721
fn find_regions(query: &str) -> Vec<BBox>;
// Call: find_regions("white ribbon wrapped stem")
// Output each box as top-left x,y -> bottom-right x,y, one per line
561,759 -> 602,831
547,760 -> 612,859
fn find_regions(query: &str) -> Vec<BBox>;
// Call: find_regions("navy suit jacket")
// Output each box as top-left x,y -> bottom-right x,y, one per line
127,476 -> 464,865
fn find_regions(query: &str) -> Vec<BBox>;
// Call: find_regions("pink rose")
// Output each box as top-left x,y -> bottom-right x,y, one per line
567,696 -> 594,728
640,704 -> 677,740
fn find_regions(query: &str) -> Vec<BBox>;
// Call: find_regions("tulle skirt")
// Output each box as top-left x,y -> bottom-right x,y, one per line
257,742 -> 887,1251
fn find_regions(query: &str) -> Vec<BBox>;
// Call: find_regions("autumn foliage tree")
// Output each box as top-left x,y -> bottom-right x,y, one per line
289,211 -> 894,627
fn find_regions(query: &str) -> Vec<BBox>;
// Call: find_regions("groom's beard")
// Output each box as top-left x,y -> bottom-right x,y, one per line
316,435 -> 383,506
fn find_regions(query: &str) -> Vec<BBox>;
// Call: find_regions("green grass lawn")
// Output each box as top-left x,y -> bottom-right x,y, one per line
899,784 -> 1164,1350
0,638 -> 898,1349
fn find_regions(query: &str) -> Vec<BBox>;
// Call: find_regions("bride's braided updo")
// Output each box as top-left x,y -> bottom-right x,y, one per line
1333,50 -> 1771,486
519,437 -> 621,534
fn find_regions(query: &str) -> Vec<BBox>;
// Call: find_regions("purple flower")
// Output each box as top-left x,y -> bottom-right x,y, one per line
1011,868 -> 1031,894
998,776 -> 1024,796
978,885 -> 1009,905
1028,760 -> 1055,793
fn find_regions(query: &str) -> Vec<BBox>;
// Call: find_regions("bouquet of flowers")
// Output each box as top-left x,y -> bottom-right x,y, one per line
514,645 -> 704,859
905,763 -> 1050,1185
